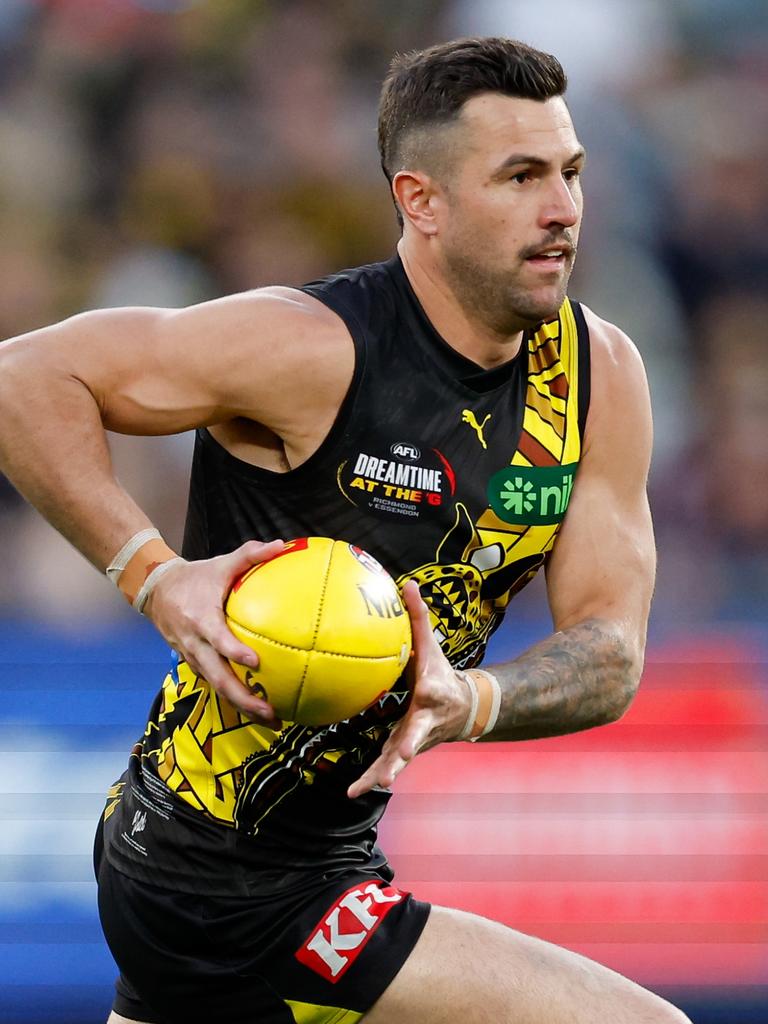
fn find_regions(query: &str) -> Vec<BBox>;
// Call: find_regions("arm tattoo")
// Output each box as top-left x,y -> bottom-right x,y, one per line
481,618 -> 640,742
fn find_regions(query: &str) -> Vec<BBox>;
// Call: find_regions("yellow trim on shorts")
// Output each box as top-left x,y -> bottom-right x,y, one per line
286,999 -> 363,1023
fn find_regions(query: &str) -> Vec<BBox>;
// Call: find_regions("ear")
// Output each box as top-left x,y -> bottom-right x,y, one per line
392,170 -> 440,237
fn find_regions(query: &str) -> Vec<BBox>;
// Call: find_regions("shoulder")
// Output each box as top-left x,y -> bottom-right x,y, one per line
579,303 -> 646,379
206,254 -> 397,343
577,304 -> 652,453
150,284 -> 356,429
174,284 -> 347,343
164,284 -> 353,376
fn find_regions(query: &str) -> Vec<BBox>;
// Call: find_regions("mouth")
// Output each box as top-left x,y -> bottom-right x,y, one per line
523,243 -> 574,274
525,253 -> 567,272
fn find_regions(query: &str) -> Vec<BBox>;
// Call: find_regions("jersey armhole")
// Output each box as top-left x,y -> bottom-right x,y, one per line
298,283 -> 368,401
570,300 -> 591,444
191,287 -> 369,491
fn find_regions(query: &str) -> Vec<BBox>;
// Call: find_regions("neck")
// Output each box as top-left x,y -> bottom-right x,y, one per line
397,238 -> 525,369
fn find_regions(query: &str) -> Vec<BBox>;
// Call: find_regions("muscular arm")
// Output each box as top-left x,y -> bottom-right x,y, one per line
0,288 -> 353,720
485,620 -> 635,740
481,308 -> 655,740
0,289 -> 352,568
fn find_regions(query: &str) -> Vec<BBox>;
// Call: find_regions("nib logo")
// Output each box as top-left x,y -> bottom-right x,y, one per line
499,476 -> 536,515
296,882 -> 405,982
487,463 -> 578,526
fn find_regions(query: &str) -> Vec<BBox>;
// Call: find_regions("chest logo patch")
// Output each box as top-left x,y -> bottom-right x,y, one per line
461,409 -> 491,449
337,444 -> 456,522
487,463 -> 578,525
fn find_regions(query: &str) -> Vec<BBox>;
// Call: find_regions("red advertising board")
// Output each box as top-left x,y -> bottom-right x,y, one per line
380,638 -> 768,987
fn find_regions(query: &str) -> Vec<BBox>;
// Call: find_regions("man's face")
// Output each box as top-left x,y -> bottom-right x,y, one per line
431,93 -> 584,333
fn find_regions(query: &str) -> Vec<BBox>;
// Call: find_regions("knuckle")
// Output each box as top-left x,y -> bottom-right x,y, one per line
194,615 -> 220,643
239,540 -> 265,560
212,631 -> 252,663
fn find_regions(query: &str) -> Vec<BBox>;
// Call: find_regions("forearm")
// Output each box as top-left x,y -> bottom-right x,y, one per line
479,618 -> 641,742
0,336 -> 153,569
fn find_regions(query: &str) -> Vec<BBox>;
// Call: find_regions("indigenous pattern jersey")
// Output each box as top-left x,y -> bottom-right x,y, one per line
103,255 -> 590,894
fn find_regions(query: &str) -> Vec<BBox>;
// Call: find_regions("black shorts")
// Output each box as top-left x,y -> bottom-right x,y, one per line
95,825 -> 430,1024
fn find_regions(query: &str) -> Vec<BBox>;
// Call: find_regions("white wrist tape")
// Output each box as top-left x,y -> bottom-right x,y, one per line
456,672 -> 480,742
106,529 -> 162,583
468,669 -> 502,741
133,557 -> 186,614
456,668 -> 502,742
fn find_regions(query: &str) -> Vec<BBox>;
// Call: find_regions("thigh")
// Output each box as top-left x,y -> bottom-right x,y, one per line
97,855 -> 295,1024
98,850 -> 429,1024
363,905 -> 690,1024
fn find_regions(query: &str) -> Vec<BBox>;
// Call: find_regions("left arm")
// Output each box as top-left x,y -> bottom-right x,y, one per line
348,310 -> 655,796
483,309 -> 655,740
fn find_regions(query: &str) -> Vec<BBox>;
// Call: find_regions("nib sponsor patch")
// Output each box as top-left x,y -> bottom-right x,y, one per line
296,881 -> 406,982
487,463 -> 578,526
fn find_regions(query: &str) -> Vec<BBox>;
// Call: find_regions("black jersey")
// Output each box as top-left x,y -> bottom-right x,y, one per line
102,254 -> 590,895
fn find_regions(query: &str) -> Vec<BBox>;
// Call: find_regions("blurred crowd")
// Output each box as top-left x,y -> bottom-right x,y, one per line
0,0 -> 767,630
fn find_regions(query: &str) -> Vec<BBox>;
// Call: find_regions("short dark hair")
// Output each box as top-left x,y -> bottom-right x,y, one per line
378,37 -> 567,223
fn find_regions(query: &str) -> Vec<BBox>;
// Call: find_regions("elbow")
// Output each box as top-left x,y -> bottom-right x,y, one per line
605,631 -> 645,723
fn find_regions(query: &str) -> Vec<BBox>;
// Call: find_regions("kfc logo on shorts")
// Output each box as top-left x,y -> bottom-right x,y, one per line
296,881 -> 405,982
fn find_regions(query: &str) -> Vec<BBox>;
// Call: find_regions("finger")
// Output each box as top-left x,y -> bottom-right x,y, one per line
223,538 -> 284,584
401,580 -> 437,655
347,718 -> 425,799
190,640 -> 282,728
347,754 -> 401,799
401,578 -> 427,616
396,712 -> 433,761
205,615 -> 260,670
347,731 -> 402,798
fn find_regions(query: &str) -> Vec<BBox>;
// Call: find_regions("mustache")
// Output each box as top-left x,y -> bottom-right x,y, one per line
519,231 -> 577,260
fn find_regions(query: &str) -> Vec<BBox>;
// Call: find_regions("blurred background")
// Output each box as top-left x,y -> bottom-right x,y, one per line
0,0 -> 766,1021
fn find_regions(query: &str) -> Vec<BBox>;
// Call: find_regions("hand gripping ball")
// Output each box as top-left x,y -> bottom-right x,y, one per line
225,537 -> 412,725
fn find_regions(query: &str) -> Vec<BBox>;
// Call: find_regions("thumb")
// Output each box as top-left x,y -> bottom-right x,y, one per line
222,538 -> 285,586
401,579 -> 435,654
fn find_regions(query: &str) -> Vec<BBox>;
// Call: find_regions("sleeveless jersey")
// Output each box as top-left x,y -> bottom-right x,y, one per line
103,254 -> 590,895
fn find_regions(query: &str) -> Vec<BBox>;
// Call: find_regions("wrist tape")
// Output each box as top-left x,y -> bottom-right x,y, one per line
456,669 -> 502,741
106,528 -> 183,612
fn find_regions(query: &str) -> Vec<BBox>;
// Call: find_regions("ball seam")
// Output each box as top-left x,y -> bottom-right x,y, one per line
229,622 -> 403,660
294,539 -> 335,717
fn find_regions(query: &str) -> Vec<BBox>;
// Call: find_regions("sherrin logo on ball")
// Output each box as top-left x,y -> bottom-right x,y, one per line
225,537 -> 412,726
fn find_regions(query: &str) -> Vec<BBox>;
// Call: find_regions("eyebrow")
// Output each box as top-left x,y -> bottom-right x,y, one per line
492,147 -> 586,177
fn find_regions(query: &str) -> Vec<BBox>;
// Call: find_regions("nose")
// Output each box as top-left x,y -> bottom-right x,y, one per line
539,175 -> 580,230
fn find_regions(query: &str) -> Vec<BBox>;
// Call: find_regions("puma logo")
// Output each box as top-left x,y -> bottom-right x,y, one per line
461,409 -> 491,449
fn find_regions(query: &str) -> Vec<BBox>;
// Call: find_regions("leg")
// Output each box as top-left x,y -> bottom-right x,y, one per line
364,905 -> 690,1024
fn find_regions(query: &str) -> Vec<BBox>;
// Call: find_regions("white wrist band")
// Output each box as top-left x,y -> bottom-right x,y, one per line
456,668 -> 502,742
456,672 -> 479,742
133,557 -> 186,614
106,528 -> 162,583
469,669 -> 502,741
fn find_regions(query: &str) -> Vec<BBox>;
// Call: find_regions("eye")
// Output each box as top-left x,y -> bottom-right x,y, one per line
510,171 -> 531,184
563,168 -> 581,183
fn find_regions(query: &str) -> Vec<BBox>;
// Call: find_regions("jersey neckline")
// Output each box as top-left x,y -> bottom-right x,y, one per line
384,253 -> 530,395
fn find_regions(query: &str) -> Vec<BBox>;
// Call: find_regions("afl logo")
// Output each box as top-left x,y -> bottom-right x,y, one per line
390,442 -> 420,461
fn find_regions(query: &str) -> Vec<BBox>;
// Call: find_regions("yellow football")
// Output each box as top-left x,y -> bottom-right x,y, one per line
225,537 -> 412,725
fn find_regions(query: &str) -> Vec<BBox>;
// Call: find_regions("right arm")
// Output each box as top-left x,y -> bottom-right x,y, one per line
0,289 -> 353,719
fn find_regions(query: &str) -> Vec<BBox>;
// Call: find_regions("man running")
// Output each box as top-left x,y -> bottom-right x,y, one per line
0,36 -> 689,1024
